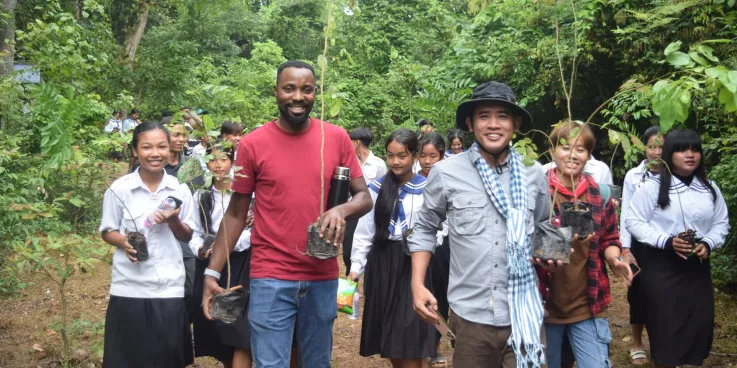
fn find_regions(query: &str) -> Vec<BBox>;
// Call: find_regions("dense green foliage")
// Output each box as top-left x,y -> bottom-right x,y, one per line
2,0 -> 737,298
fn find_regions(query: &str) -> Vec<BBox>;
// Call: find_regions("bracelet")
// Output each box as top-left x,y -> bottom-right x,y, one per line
204,268 -> 221,280
622,249 -> 631,256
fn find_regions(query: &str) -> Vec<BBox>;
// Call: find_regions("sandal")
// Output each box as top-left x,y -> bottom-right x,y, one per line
630,349 -> 649,366
430,353 -> 448,368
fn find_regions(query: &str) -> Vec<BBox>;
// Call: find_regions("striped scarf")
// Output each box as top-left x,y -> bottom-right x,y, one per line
470,143 -> 545,367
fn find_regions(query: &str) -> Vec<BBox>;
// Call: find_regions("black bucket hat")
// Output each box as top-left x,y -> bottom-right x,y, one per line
455,81 -> 533,132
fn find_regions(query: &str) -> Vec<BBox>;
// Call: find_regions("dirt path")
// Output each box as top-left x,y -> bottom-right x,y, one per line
2,255 -> 736,367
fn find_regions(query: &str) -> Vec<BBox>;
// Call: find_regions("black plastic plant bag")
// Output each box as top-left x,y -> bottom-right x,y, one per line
306,222 -> 338,259
128,232 -> 149,261
210,289 -> 248,324
202,234 -> 216,252
560,201 -> 594,239
608,185 -> 622,201
532,221 -> 573,264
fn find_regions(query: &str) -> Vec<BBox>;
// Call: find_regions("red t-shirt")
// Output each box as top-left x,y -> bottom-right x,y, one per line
232,118 -> 363,281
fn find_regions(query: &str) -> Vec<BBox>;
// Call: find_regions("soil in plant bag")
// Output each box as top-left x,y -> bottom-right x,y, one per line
127,232 -> 149,261
560,201 -> 594,239
210,289 -> 248,324
306,222 -> 338,259
532,221 -> 573,264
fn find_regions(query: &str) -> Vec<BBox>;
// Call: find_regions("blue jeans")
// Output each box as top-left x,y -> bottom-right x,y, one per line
249,278 -> 338,368
545,318 -> 612,368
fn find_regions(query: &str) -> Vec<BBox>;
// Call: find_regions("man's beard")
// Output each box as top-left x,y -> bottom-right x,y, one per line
278,103 -> 313,127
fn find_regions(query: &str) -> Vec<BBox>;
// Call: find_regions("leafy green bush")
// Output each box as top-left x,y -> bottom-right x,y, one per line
710,140 -> 737,288
712,254 -> 737,290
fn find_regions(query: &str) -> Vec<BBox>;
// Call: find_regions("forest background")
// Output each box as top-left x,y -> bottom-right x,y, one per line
1,0 -> 737,366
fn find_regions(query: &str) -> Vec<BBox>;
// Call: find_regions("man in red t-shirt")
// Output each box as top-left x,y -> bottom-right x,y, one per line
202,60 -> 373,367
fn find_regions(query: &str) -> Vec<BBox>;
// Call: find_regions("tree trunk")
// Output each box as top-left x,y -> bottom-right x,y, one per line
0,0 -> 18,76
123,0 -> 150,68
72,0 -> 82,21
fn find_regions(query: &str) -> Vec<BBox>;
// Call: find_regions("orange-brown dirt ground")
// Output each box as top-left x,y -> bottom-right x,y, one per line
2,248 -> 736,367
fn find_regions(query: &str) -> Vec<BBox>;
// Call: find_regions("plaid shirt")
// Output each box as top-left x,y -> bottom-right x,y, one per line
536,173 -> 622,316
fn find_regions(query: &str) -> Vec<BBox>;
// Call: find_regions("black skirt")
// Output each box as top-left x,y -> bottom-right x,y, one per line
191,249 -> 252,361
639,239 -> 714,366
103,296 -> 193,368
216,248 -> 252,350
627,239 -> 647,325
360,240 -> 437,359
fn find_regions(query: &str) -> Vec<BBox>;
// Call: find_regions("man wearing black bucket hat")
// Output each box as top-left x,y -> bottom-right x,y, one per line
408,81 -> 562,367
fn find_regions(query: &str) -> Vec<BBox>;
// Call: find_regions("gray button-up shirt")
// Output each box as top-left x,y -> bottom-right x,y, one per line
408,149 -> 550,326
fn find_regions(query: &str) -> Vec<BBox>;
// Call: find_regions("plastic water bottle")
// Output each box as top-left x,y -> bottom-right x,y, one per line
144,197 -> 177,228
348,292 -> 360,320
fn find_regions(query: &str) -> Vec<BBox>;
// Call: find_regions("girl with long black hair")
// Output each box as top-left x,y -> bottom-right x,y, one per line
351,128 -> 436,368
625,129 -> 729,367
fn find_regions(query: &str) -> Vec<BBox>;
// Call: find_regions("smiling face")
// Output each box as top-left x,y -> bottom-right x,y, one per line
450,137 -> 463,154
133,129 -> 170,173
466,102 -> 521,155
671,148 -> 701,177
169,124 -> 188,153
223,132 -> 243,147
275,67 -> 316,127
386,140 -> 416,180
206,148 -> 233,180
419,143 -> 442,177
552,134 -> 591,180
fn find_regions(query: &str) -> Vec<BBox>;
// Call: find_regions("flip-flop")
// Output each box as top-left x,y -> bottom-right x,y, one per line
630,349 -> 649,365
430,353 -> 448,368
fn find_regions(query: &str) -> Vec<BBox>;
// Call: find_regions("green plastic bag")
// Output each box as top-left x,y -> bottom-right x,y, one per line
337,278 -> 357,315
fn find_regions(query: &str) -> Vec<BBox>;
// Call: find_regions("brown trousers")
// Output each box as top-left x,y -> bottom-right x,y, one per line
449,310 -> 546,368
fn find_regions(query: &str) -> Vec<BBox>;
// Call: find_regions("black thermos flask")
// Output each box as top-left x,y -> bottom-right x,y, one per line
326,166 -> 351,210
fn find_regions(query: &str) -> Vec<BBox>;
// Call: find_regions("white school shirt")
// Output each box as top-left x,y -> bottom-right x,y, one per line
542,155 -> 614,185
122,118 -> 139,133
104,118 -> 122,133
361,151 -> 388,183
412,160 -> 422,174
350,175 -> 426,274
192,144 -> 208,171
99,168 -> 196,298
189,187 -> 251,256
624,176 -> 729,251
619,160 -> 657,248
